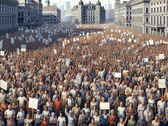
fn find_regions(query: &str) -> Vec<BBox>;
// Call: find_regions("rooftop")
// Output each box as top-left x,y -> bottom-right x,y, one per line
43,6 -> 60,11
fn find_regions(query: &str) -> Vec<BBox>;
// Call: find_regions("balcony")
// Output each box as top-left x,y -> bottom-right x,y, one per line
145,22 -> 165,28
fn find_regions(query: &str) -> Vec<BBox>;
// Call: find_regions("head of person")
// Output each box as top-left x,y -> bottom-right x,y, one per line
91,118 -> 95,124
140,114 -> 145,120
37,109 -> 40,114
81,110 -> 85,115
51,112 -> 55,118
111,109 -> 114,115
103,110 -> 107,115
59,111 -> 63,117
119,118 -> 123,123
26,114 -> 30,119
130,115 -> 134,120
155,115 -> 158,121
147,104 -> 151,110
120,102 -> 123,107
69,110 -> 72,117
43,117 -> 47,122
20,107 -> 23,112
44,106 -> 48,111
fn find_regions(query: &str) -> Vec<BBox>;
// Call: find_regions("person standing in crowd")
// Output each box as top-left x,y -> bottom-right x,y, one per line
57,111 -> 66,126
33,109 -> 42,126
16,107 -> 25,126
65,106 -> 76,126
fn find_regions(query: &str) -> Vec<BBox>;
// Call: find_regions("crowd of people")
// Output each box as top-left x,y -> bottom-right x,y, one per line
0,23 -> 168,126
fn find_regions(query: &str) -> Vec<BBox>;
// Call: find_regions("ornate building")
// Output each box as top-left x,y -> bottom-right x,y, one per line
0,0 -> 19,36
71,0 -> 105,24
18,0 -> 43,29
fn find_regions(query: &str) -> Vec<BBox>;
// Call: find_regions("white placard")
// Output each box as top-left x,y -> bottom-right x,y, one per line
76,75 -> 81,84
156,56 -> 159,61
0,80 -> 7,90
0,40 -> 3,49
29,98 -> 38,109
53,49 -> 57,55
123,70 -> 129,74
159,54 -> 164,60
0,51 -> 4,56
128,38 -> 132,42
159,79 -> 166,88
11,38 -> 14,44
149,40 -> 154,45
21,44 -> 26,52
142,58 -> 148,62
118,39 -> 121,42
17,48 -> 20,55
115,72 -> 121,78
65,58 -> 70,67
100,102 -> 109,110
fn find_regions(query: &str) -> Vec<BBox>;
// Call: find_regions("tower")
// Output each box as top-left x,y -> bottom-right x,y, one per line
78,0 -> 83,24
114,0 -> 120,8
44,0 -> 50,6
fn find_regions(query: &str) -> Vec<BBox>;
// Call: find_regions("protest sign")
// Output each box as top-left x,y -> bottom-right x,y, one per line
65,58 -> 70,67
100,102 -> 109,110
115,72 -> 121,78
53,49 -> 57,55
0,80 -> 7,90
158,79 -> 166,88
142,58 -> 148,63
21,44 -> 26,52
0,40 -> 3,49
29,98 -> 38,109
159,54 -> 164,60
76,75 -> 81,84
11,38 -> 14,44
0,51 -> 4,56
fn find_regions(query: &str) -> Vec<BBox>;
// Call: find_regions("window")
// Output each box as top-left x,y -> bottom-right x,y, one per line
164,16 -> 165,24
157,2 -> 159,4
127,11 -> 128,14
157,17 -> 159,24
154,8 -> 155,13
151,8 -> 153,13
146,17 -> 148,22
164,6 -> 165,12
154,16 -> 155,24
154,2 -> 155,5
157,7 -> 159,12
127,16 -> 128,20
130,16 -> 131,20
160,16 -> 162,24
151,3 -> 153,5
160,7 -> 162,12
160,1 -> 162,4
146,8 -> 148,13
151,17 -> 153,24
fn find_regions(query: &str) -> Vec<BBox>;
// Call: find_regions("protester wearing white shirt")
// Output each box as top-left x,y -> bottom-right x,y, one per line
117,102 -> 126,119
16,107 -> 25,126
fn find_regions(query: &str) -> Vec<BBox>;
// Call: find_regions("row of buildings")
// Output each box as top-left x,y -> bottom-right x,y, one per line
114,0 -> 168,36
0,0 -> 43,36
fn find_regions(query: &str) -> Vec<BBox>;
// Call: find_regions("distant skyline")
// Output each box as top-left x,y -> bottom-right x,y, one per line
42,0 -> 128,9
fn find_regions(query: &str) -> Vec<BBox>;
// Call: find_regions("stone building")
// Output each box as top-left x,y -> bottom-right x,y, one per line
43,6 -> 61,24
18,0 -> 43,29
71,0 -> 105,24
0,0 -> 19,36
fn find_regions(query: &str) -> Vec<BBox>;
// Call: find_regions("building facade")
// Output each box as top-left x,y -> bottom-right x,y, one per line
106,9 -> 114,22
44,0 -> 50,6
131,0 -> 150,33
65,1 -> 70,10
114,0 -> 132,27
71,0 -> 105,24
0,0 -> 19,36
18,0 -> 43,29
43,6 -> 61,24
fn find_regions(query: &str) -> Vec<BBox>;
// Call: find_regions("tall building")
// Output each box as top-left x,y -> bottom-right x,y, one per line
108,0 -> 112,9
18,0 -> 43,29
104,4 -> 107,10
52,3 -> 57,7
65,1 -> 70,10
61,4 -> 64,10
43,6 -> 61,24
114,0 -> 132,27
44,0 -> 50,6
131,0 -> 150,33
114,0 -> 120,8
106,9 -> 114,22
71,0 -> 105,24
0,0 -> 19,36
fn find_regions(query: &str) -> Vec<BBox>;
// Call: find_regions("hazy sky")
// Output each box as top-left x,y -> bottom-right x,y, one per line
43,0 -> 127,9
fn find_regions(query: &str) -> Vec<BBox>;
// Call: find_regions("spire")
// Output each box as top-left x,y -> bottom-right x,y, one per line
78,0 -> 83,5
96,0 -> 101,5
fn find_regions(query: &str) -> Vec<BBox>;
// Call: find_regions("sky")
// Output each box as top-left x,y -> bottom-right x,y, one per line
42,0 -> 127,9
